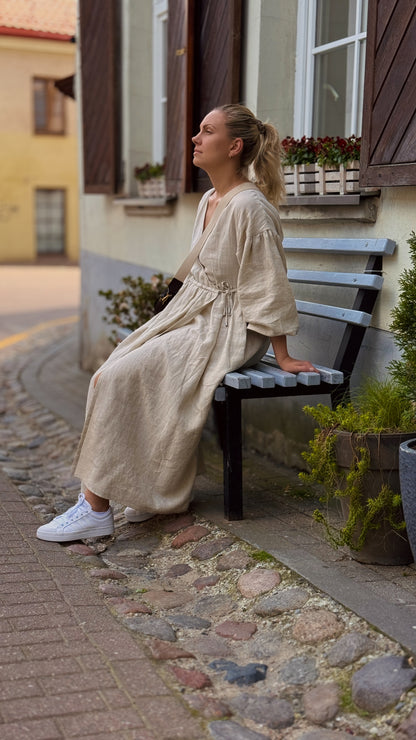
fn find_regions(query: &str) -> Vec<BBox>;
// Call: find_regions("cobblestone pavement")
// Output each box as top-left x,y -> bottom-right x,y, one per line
2,322 -> 416,739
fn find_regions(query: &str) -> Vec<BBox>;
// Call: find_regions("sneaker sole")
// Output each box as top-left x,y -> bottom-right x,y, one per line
36,524 -> 114,542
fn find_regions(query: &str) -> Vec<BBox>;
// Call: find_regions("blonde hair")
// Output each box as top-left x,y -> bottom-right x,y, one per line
217,103 -> 285,206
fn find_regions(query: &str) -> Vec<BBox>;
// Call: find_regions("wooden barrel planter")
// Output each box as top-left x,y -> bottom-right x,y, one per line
335,431 -> 414,565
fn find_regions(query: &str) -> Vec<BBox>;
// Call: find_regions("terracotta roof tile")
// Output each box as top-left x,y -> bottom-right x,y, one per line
0,0 -> 76,37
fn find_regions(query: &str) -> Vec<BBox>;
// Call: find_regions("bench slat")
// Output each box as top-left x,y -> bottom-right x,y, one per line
287,270 -> 383,290
222,372 -> 251,390
240,368 -> 275,388
313,364 -> 344,384
295,371 -> 321,386
283,237 -> 396,256
255,362 -> 297,387
296,300 -> 372,326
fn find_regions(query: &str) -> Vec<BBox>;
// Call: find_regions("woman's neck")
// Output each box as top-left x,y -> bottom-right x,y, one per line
208,170 -> 249,199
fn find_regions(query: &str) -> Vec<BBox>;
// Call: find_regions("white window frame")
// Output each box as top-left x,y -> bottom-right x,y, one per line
153,0 -> 168,164
293,0 -> 367,138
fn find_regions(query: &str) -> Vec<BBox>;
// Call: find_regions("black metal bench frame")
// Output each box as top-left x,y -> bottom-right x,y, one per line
213,237 -> 396,520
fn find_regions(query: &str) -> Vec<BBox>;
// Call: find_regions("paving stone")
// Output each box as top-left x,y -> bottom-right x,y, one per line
192,537 -> 234,561
229,693 -> 294,729
193,575 -> 220,590
215,620 -> 257,641
108,598 -> 152,616
125,616 -> 177,642
216,550 -> 252,571
351,655 -> 416,713
89,568 -> 128,581
280,656 -> 318,685
194,594 -> 236,618
185,694 -> 232,719
142,589 -> 194,610
254,587 -> 310,616
148,638 -> 195,660
237,568 -> 281,598
327,631 -> 374,667
98,583 -> 130,597
2,468 -> 30,481
171,525 -> 210,548
186,635 -> 233,658
303,682 -> 340,723
209,720 -> 268,739
298,732 -> 364,740
168,615 -> 212,630
397,707 -> 416,739
165,563 -> 193,577
292,609 -> 344,644
209,659 -> 268,686
162,512 -> 195,533
171,665 -> 212,689
65,543 -> 97,556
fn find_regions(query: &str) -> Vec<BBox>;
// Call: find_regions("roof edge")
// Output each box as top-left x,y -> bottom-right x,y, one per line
0,26 -> 74,42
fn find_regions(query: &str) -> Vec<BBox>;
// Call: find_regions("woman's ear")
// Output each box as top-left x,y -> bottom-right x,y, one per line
229,138 -> 243,157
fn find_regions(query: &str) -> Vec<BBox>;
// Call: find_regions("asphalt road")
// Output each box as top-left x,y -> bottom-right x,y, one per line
0,264 -> 80,343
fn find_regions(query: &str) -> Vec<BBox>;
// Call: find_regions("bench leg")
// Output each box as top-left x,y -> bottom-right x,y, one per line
223,391 -> 243,520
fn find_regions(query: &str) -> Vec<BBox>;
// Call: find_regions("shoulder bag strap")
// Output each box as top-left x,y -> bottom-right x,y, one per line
174,182 -> 258,283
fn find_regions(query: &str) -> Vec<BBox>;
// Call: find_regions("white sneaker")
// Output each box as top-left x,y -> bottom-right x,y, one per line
124,507 -> 155,523
36,493 -> 114,542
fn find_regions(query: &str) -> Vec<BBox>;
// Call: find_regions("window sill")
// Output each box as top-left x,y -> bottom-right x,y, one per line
112,195 -> 177,216
279,191 -> 381,223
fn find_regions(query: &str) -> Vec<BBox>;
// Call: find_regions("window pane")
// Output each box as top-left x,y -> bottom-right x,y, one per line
361,0 -> 368,32
313,45 -> 353,136
34,79 -> 47,131
49,85 -> 65,133
35,189 -> 65,254
316,0 -> 357,46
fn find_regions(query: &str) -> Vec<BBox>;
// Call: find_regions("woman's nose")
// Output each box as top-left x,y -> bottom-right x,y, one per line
192,132 -> 200,144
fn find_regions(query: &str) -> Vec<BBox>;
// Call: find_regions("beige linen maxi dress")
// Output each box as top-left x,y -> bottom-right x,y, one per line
72,185 -> 299,513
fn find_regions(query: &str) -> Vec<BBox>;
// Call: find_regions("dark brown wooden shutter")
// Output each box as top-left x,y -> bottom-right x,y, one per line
165,0 -> 195,196
165,0 -> 242,195
193,0 -> 242,192
80,0 -> 122,194
360,0 -> 416,187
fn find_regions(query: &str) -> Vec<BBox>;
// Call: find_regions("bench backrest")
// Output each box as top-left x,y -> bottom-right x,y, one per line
282,237 -> 395,381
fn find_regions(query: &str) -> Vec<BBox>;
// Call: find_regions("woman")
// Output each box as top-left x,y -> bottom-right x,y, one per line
37,104 -> 316,542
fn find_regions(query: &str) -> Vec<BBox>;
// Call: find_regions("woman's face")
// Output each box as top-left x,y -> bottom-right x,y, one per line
192,109 -> 236,173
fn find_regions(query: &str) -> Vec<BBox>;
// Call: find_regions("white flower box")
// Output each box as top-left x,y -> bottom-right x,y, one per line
284,161 -> 361,197
136,176 -> 166,198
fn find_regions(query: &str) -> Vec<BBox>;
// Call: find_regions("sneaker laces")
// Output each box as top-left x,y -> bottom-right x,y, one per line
54,493 -> 89,528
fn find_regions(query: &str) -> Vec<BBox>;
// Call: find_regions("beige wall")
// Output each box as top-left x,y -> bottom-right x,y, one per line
0,35 -> 78,263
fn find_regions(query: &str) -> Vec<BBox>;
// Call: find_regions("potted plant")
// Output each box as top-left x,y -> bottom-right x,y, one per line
390,232 -> 416,559
281,135 -> 361,196
134,161 -> 166,198
300,378 -> 416,565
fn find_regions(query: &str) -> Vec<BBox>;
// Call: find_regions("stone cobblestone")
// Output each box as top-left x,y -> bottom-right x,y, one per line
1,324 -> 416,737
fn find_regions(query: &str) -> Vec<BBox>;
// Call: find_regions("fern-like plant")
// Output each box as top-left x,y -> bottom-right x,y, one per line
99,273 -> 170,345
300,379 -> 416,550
389,231 -> 416,406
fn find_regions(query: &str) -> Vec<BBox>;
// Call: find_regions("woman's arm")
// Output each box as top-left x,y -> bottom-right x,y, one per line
271,335 -> 318,374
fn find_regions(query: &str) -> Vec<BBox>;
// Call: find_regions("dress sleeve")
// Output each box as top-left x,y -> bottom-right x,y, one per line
237,228 -> 299,337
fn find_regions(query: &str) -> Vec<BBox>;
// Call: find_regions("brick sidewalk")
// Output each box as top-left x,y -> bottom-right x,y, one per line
0,471 -> 207,740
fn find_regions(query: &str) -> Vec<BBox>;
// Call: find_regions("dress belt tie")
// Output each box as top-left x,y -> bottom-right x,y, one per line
217,281 -> 236,327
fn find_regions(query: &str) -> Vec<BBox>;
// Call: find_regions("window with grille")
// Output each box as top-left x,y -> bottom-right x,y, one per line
33,78 -> 66,135
294,0 -> 368,138
35,189 -> 66,255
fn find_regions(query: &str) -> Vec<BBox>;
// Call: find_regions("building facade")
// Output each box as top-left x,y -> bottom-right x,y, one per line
0,0 -> 78,263
77,0 -> 416,466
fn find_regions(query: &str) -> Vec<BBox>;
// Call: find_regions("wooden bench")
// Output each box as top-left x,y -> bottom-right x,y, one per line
214,237 -> 396,520
116,236 -> 395,522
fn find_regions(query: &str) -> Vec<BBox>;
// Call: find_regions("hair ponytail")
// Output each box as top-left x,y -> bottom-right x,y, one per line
217,104 -> 286,206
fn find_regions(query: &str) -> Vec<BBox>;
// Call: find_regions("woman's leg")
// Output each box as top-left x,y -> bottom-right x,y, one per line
84,486 -> 110,512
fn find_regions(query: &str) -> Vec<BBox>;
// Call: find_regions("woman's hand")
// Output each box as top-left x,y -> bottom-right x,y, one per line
278,356 -> 318,374
270,335 -> 318,374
